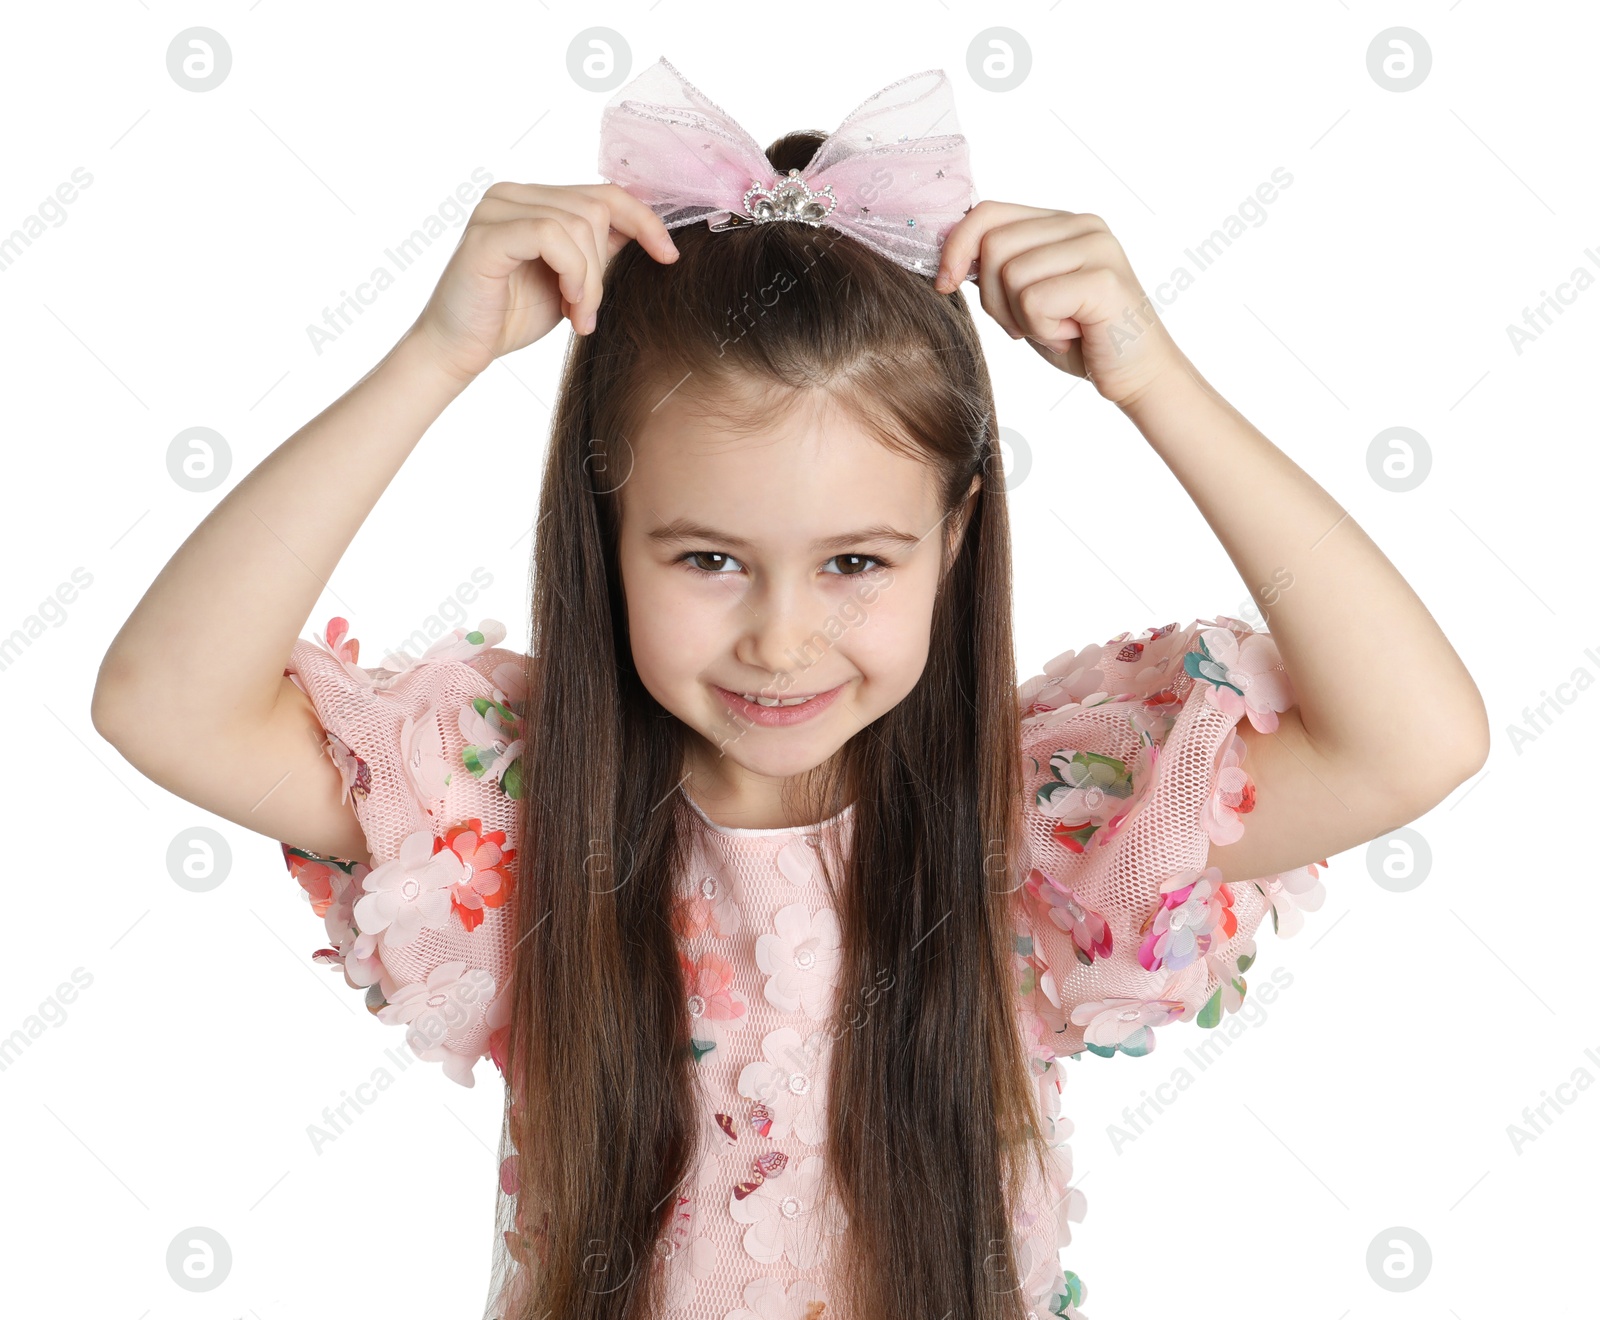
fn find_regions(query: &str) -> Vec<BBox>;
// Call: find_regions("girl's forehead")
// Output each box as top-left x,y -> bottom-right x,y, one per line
629,384 -> 921,472
617,407 -> 944,547
625,385 -> 934,487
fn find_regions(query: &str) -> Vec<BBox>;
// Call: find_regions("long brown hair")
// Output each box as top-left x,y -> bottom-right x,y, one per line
486,129 -> 1052,1320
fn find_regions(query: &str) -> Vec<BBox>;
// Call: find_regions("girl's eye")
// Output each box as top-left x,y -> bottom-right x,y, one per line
678,551 -> 891,579
821,553 -> 890,577
680,550 -> 743,577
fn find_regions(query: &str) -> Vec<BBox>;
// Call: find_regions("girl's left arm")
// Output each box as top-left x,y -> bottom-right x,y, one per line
937,202 -> 1491,886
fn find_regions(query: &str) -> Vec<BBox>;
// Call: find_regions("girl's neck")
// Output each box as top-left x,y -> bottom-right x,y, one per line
679,758 -> 847,832
679,783 -> 854,835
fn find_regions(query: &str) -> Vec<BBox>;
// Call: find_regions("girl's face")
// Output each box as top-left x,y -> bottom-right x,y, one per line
615,382 -> 971,822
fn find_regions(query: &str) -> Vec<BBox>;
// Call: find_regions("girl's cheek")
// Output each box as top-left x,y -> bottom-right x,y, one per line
838,572 -> 936,673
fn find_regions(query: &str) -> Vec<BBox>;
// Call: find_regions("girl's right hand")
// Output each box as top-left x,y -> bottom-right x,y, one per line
407,181 -> 680,384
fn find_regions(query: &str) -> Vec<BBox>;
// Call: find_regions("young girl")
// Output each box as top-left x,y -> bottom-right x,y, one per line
93,58 -> 1487,1320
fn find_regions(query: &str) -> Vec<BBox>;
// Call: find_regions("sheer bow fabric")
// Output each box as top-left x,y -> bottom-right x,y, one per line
597,57 -> 981,282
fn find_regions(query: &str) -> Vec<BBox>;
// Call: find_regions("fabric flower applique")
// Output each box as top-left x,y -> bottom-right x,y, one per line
737,1025 -> 831,1147
352,828 -> 464,951
1032,727 -> 1158,854
726,1274 -> 831,1320
1091,619 -> 1195,699
1183,625 -> 1293,733
375,959 -> 497,1086
1016,1003 -> 1064,1080
672,870 -> 744,941
1018,640 -> 1117,718
1023,867 -> 1112,965
1137,865 -> 1237,973
681,949 -> 750,1062
387,618 -> 514,673
437,818 -> 517,934
1201,727 -> 1256,845
282,844 -> 383,987
653,1195 -> 718,1313
755,903 -> 842,1019
1044,1137 -> 1086,1241
1255,858 -> 1329,938
1013,928 -> 1075,1020
1021,620 -> 1190,713
321,730 -> 371,805
283,843 -> 361,929
1070,994 -> 1189,1057
309,615 -> 514,692
459,688 -> 525,800
310,615 -> 381,691
1053,1268 -> 1089,1320
728,1151 -> 845,1268
1196,939 -> 1256,1028
1014,1228 -> 1081,1319
401,702 -> 452,806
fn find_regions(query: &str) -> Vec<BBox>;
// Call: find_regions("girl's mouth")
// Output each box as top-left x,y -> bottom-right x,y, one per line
712,682 -> 846,727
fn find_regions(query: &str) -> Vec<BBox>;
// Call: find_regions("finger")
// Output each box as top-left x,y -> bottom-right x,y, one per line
556,180 -> 681,267
473,192 -> 611,296
569,209 -> 607,335
938,204 -> 1106,303
571,181 -> 682,265
479,181 -> 680,266
975,216 -> 1082,338
1030,335 -> 1087,378
1013,270 -> 1095,350
508,203 -> 607,333
934,199 -> 1059,292
544,195 -> 609,334
979,216 -> 1107,338
993,229 -> 1102,339
479,212 -> 590,314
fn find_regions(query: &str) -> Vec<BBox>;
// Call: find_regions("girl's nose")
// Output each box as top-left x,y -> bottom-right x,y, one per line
735,591 -> 833,683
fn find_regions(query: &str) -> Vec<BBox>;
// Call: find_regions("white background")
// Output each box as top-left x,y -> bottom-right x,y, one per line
2,2 -> 1590,1316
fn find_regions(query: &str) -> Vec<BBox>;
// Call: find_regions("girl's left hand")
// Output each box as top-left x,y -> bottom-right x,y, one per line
934,201 -> 1184,409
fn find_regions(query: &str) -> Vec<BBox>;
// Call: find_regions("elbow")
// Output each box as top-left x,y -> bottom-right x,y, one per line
90,674 -> 132,749
1448,691 -> 1492,785
90,649 -> 148,749
1404,701 -> 1491,816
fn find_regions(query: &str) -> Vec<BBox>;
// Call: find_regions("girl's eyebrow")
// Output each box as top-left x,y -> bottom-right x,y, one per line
646,518 -> 925,551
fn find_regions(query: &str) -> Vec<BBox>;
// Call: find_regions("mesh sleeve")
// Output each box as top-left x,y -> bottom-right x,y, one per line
279,615 -> 529,1087
1009,615 -> 1330,1059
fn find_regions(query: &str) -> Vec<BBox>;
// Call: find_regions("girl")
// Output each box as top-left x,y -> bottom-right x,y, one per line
93,59 -> 1487,1320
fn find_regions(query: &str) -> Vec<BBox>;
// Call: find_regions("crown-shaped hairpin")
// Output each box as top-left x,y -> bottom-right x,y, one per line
707,169 -> 838,231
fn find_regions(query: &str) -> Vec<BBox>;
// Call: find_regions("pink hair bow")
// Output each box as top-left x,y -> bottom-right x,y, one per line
597,57 -> 981,283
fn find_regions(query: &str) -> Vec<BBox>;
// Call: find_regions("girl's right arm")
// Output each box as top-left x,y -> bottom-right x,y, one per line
92,183 -> 679,865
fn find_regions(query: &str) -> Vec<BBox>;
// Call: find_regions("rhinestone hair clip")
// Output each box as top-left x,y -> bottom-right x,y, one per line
707,169 -> 839,231
596,57 -> 981,282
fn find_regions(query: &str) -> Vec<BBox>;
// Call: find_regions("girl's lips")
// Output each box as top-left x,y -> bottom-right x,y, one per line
713,682 -> 846,727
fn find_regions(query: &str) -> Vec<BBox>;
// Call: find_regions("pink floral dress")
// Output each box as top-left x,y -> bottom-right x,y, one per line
280,613 -> 1326,1320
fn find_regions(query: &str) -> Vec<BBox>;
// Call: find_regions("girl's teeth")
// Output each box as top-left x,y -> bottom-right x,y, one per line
741,692 -> 816,707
